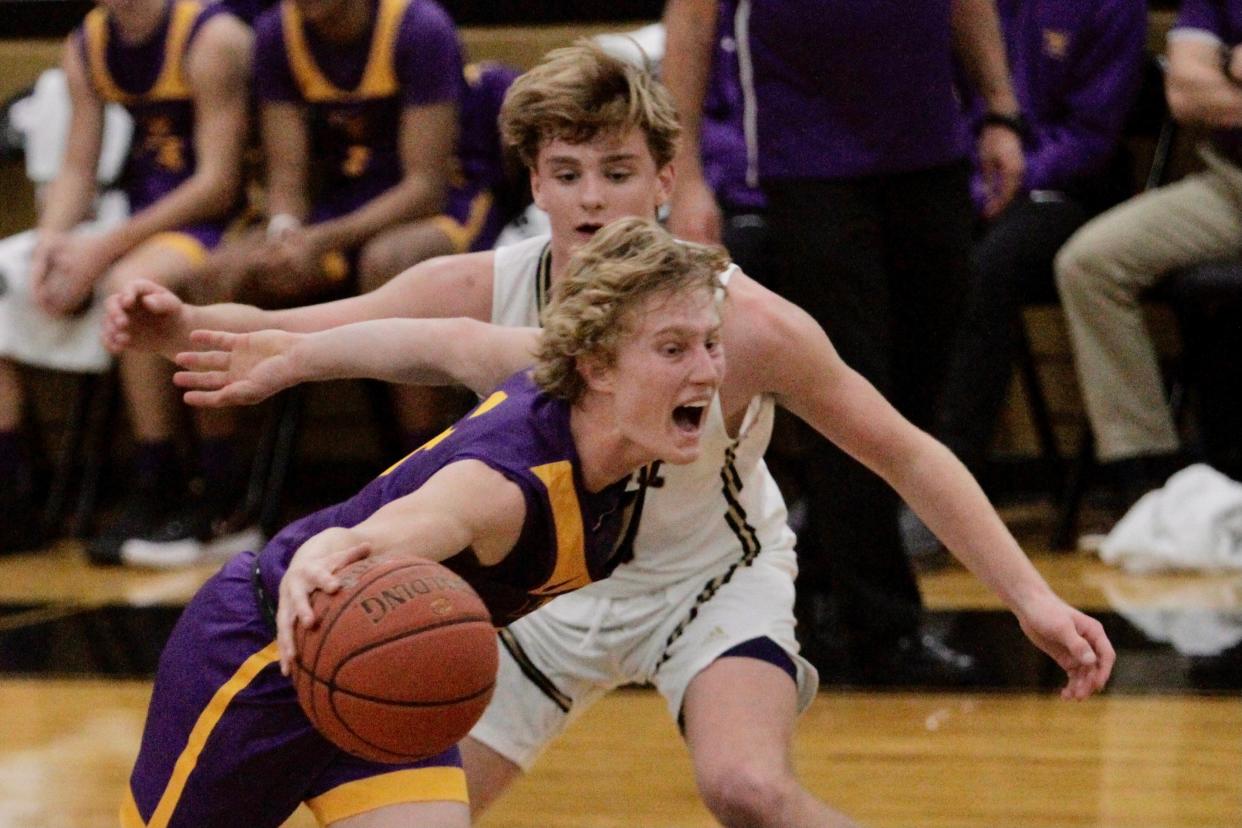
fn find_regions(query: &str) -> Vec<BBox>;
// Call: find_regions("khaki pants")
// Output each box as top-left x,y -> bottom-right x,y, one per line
1054,144 -> 1242,461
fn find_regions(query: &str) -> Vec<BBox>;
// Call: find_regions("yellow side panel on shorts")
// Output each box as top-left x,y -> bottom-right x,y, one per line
305,766 -> 468,824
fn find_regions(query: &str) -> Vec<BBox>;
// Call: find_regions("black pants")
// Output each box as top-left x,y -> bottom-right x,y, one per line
937,195 -> 1090,475
763,162 -> 973,650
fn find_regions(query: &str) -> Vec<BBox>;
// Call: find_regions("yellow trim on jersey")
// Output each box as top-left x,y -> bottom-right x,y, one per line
119,789 -> 146,827
431,191 -> 495,254
379,391 -> 508,477
528,461 -> 591,595
144,230 -> 209,265
305,766 -> 468,823
84,0 -> 202,105
145,641 -> 281,828
282,0 -> 409,103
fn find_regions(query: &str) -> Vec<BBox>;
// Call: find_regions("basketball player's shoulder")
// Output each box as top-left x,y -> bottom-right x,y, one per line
186,5 -> 252,79
721,268 -> 798,365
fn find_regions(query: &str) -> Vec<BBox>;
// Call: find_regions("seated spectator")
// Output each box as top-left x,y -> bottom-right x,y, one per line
0,0 -> 250,558
1055,0 -> 1242,509
121,0 -> 522,566
936,0 -> 1146,483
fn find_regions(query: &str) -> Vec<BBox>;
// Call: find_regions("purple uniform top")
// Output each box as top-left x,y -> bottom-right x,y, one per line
739,0 -> 968,182
1172,0 -> 1242,163
456,61 -> 518,198
253,0 -> 463,218
963,0 -> 1145,208
76,0 -> 227,213
700,0 -> 765,211
257,371 -> 639,627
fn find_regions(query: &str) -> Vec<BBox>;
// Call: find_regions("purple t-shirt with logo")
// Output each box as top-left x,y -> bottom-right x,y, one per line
741,0 -> 968,181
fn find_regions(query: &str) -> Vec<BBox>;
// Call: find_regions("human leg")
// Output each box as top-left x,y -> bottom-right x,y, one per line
938,196 -> 1089,474
763,177 -> 922,652
682,656 -> 855,828
1054,161 -> 1242,462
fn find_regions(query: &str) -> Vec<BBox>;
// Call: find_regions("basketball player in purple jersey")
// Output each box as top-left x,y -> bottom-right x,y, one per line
123,218 -> 726,827
108,44 -> 1114,826
0,0 -> 251,562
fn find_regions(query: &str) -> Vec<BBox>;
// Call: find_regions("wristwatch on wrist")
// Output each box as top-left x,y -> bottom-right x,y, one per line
980,110 -> 1030,141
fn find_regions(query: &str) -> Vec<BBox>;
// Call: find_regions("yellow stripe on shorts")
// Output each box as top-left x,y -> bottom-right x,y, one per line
306,766 -> 468,824
145,641 -> 280,828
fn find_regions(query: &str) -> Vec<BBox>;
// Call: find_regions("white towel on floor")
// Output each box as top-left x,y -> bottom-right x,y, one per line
1099,464 -> 1242,573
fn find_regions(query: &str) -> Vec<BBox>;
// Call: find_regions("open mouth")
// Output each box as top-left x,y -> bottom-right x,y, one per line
672,402 -> 708,435
575,223 -> 604,235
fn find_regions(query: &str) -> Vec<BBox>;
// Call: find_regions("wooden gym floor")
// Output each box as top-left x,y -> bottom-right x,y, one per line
2,503 -> 1240,827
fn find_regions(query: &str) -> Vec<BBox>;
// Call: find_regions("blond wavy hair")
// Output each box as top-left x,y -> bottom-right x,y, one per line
534,218 -> 729,403
500,40 -> 681,170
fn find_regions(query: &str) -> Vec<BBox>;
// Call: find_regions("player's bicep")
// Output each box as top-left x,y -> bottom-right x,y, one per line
447,322 -> 540,396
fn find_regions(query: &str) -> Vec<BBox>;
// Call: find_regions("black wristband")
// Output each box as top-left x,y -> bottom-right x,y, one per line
980,111 -> 1030,141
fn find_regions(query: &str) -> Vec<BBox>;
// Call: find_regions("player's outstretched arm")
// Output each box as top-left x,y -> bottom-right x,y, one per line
743,280 -> 1114,698
276,461 -> 524,674
172,318 -> 540,406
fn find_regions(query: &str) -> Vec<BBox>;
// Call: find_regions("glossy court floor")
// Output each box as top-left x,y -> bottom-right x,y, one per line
2,505 -> 1240,827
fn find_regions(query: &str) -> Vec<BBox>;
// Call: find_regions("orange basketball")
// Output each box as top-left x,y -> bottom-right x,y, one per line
291,555 -> 498,763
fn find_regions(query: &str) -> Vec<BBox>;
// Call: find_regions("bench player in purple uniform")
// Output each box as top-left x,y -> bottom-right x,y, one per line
109,44 -> 1114,826
122,218 -> 727,827
0,0 -> 251,559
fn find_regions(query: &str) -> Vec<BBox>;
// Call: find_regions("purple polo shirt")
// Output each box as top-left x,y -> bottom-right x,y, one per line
742,0 -> 968,181
1172,0 -> 1242,163
964,0 -> 1145,207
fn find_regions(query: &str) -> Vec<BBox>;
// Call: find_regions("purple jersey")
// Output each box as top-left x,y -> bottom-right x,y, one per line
739,0 -> 968,181
253,0 -> 463,217
77,0 -> 228,214
701,0 -> 765,211
125,371 -> 641,826
963,0 -> 1144,207
258,370 -> 638,626
1173,0 -> 1242,163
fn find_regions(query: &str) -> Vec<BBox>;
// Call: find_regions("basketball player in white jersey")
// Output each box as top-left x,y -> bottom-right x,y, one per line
104,42 -> 1114,828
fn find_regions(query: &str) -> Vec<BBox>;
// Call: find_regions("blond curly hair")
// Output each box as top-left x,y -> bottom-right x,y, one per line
534,218 -> 729,403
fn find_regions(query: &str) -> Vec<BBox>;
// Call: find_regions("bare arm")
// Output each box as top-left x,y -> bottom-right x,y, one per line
728,277 -> 1114,699
103,249 -> 495,356
1167,35 -> 1242,128
97,14 -> 251,260
662,0 -> 722,243
304,102 -> 456,253
952,0 -> 1024,217
172,318 -> 539,405
276,459 -> 525,673
261,101 -> 312,221
37,38 -> 105,238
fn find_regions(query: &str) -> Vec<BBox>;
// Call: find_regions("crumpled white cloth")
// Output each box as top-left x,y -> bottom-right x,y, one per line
1099,464 -> 1242,573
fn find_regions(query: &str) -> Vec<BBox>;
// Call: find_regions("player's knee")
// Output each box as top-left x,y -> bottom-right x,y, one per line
697,759 -> 798,827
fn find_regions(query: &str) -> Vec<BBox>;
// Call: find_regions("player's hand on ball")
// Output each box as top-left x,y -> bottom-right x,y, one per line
173,328 -> 304,407
277,531 -> 373,676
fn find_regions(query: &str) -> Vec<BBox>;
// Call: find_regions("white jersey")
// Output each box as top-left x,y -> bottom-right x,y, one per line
491,235 -> 798,595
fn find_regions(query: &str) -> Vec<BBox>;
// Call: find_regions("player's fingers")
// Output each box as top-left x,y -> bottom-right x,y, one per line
189,329 -> 238,350
143,289 -> 179,314
174,350 -> 231,371
173,368 -> 229,390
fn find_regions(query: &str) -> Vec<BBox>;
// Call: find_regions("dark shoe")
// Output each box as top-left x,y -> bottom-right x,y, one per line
119,497 -> 263,569
852,633 -> 984,689
86,490 -> 178,566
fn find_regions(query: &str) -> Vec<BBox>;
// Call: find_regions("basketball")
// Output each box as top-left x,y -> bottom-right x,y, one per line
291,555 -> 498,763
